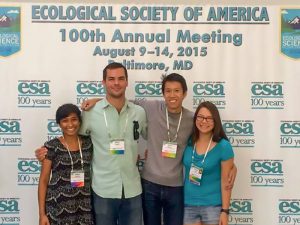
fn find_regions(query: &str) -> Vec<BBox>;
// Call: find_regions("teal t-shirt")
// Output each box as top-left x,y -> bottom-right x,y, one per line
183,138 -> 234,206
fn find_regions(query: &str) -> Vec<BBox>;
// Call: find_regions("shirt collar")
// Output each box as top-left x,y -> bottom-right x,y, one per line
102,98 -> 130,111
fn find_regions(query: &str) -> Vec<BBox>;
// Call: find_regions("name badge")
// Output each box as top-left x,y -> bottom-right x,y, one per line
71,170 -> 85,187
189,165 -> 203,186
110,139 -> 125,155
162,141 -> 177,158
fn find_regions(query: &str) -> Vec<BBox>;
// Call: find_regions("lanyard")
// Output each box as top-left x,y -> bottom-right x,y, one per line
63,136 -> 84,171
191,136 -> 213,166
165,108 -> 183,142
103,110 -> 128,140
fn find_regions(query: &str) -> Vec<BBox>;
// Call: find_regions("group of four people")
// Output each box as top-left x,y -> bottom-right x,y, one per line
37,62 -> 236,225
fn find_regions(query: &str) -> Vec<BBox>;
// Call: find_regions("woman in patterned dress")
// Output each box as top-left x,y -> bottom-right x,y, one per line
38,104 -> 94,225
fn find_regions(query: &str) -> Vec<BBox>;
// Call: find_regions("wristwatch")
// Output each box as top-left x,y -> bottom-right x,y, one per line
220,208 -> 230,215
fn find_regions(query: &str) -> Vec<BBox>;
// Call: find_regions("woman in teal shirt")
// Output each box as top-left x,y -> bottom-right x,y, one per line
183,101 -> 234,225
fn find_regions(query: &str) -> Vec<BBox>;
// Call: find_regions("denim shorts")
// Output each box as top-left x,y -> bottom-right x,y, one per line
184,205 -> 221,224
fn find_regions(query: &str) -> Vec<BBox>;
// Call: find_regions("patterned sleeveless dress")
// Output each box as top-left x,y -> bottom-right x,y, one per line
44,135 -> 94,225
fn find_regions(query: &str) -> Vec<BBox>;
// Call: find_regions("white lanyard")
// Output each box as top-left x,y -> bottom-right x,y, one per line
103,110 -> 129,140
64,136 -> 84,171
165,108 -> 183,142
191,136 -> 213,165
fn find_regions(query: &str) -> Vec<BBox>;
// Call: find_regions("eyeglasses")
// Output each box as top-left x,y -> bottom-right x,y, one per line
196,115 -> 214,123
133,121 -> 139,140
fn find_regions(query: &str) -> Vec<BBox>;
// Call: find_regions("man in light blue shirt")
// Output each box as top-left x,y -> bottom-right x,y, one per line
35,62 -> 147,225
80,62 -> 147,225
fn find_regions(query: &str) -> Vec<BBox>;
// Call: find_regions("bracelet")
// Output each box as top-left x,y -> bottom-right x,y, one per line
220,208 -> 230,215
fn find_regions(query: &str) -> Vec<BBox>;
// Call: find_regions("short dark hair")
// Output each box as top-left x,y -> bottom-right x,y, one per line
56,103 -> 81,124
103,62 -> 128,81
192,101 -> 228,145
162,73 -> 187,94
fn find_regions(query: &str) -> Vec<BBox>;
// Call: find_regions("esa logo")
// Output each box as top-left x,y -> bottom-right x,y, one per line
229,199 -> 253,224
251,83 -> 283,96
251,160 -> 283,174
230,199 -> 253,213
250,160 -> 284,187
47,119 -> 61,141
76,81 -> 105,96
18,158 -> 41,185
280,121 -> 300,148
0,119 -> 22,147
135,81 -> 162,97
192,82 -> 226,109
47,119 -> 61,134
0,198 -> 20,214
223,121 -> 255,148
278,199 -> 300,224
251,82 -> 284,109
280,122 -> 300,135
76,81 -> 105,105
18,159 -> 41,174
279,200 -> 300,214
17,80 -> 51,108
0,120 -> 21,134
193,82 -> 225,97
223,121 -> 254,135
18,81 -> 50,95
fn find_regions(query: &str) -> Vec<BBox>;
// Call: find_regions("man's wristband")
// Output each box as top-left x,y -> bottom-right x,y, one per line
221,208 -> 230,215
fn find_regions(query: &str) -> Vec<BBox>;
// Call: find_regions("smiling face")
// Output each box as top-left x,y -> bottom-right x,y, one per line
195,107 -> 215,135
59,113 -> 81,137
163,81 -> 187,113
102,67 -> 128,99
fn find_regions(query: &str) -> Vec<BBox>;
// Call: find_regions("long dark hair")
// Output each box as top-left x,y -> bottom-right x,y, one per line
192,101 -> 228,145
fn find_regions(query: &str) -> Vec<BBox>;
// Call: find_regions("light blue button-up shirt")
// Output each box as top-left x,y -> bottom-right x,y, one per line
80,98 -> 147,198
